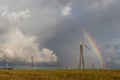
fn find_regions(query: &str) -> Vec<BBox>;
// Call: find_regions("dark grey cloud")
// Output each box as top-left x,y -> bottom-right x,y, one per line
0,0 -> 119,68
102,40 -> 120,68
43,0 -> 120,68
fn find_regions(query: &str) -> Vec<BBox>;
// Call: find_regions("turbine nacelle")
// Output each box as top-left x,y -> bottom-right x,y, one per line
80,41 -> 91,51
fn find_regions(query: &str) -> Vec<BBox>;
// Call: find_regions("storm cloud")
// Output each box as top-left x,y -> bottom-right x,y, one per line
0,0 -> 119,68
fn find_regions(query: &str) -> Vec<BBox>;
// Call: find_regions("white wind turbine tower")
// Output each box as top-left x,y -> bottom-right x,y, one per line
79,41 -> 91,70
3,55 -> 9,69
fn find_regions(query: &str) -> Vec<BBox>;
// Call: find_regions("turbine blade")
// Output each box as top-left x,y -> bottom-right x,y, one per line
84,44 -> 91,51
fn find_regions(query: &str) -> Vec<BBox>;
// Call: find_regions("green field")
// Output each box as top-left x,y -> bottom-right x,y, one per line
0,69 -> 120,80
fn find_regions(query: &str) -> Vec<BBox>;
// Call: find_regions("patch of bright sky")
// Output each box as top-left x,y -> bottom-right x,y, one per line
61,3 -> 72,16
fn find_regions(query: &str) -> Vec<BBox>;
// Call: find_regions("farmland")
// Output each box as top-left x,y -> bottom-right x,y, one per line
0,69 -> 120,80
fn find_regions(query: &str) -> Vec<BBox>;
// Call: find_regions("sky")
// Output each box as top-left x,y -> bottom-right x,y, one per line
0,0 -> 120,68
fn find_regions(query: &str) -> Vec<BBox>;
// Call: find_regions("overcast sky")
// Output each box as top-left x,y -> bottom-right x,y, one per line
0,0 -> 120,68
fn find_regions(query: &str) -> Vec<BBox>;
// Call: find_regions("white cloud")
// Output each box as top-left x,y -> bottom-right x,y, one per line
61,3 -> 72,16
1,9 -> 31,27
0,6 -> 58,64
0,28 -> 57,63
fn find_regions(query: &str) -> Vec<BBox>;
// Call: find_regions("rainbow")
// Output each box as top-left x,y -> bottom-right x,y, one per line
83,30 -> 105,68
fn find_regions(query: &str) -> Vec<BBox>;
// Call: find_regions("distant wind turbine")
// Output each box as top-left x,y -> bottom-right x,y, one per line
31,56 -> 33,69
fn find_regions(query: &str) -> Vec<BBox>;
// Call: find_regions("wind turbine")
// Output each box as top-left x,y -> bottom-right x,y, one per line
3,55 -> 9,70
92,60 -> 95,69
31,56 -> 33,69
79,41 -> 91,70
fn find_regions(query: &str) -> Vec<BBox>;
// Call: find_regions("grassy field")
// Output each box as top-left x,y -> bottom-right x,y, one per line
0,69 -> 119,80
